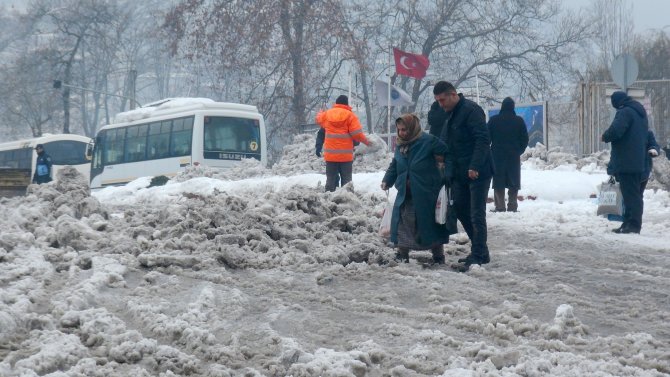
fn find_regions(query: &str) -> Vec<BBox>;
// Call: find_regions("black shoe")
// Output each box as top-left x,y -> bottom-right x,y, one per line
458,255 -> 470,263
612,226 -> 639,234
489,208 -> 506,213
431,247 -> 445,265
457,254 -> 490,265
394,249 -> 410,263
457,254 -> 472,263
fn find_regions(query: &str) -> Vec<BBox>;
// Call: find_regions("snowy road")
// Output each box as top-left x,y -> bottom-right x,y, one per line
1,164 -> 669,376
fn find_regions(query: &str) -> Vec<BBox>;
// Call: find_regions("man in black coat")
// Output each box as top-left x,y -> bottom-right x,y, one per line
601,91 -> 648,234
488,97 -> 529,212
434,81 -> 494,270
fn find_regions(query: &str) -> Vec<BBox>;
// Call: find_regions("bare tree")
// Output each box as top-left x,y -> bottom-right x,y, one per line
164,0 -> 344,161
28,0 -> 118,134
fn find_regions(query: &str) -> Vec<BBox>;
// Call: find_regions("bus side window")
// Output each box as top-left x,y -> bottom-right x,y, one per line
124,125 -> 148,162
170,117 -> 193,156
105,128 -> 126,165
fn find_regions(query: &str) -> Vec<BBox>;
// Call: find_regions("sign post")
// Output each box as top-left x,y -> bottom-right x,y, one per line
610,54 -> 639,92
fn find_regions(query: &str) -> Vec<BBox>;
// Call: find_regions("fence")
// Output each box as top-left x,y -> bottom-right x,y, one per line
550,80 -> 670,156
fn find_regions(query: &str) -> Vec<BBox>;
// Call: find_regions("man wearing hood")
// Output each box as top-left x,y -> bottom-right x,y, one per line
601,91 -> 648,234
32,144 -> 53,184
488,97 -> 529,212
315,95 -> 371,192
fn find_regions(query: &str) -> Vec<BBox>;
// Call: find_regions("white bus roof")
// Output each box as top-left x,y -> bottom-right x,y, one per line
0,134 -> 92,151
111,98 -> 261,126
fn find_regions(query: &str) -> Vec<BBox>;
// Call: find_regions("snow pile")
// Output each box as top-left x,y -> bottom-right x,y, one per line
649,150 -> 670,191
1,156 -> 669,376
522,144 -> 610,171
173,158 -> 269,182
273,133 -> 392,175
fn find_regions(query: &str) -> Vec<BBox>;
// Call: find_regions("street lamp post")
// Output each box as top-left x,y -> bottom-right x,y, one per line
52,80 -> 142,108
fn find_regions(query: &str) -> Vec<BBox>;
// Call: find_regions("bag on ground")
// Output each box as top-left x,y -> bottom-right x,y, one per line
379,198 -> 393,238
435,185 -> 448,224
597,178 -> 623,216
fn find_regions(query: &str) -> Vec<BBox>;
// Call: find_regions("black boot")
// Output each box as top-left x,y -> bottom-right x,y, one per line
394,248 -> 410,263
458,252 -> 490,265
431,246 -> 445,265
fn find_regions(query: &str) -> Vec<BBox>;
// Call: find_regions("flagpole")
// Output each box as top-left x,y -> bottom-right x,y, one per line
387,46 -> 392,152
475,73 -> 481,106
348,65 -> 353,108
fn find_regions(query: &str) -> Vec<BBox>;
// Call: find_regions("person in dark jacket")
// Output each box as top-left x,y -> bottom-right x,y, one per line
434,81 -> 494,270
32,144 -> 53,184
381,113 -> 449,265
601,91 -> 648,234
427,101 -> 448,137
488,97 -> 529,212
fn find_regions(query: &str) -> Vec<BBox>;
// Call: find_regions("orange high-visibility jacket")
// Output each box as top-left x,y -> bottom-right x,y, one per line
315,104 -> 369,162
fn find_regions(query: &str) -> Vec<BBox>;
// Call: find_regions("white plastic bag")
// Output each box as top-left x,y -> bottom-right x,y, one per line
435,185 -> 448,224
597,178 -> 623,216
379,195 -> 393,238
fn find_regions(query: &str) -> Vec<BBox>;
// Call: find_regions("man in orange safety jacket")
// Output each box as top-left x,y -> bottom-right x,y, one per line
315,95 -> 371,192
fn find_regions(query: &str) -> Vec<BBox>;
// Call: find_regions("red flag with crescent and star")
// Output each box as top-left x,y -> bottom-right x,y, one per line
393,47 -> 430,79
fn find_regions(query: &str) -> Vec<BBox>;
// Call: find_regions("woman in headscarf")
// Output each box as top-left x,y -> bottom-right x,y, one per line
381,113 -> 450,264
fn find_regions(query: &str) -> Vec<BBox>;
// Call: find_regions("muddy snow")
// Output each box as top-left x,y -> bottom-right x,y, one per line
1,136 -> 668,376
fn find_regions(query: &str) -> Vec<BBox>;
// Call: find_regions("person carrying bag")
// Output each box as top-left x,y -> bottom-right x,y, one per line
380,113 -> 450,265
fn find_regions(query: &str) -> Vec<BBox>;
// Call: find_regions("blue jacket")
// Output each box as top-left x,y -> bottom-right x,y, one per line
603,98 -> 648,175
33,152 -> 53,184
382,133 -> 449,247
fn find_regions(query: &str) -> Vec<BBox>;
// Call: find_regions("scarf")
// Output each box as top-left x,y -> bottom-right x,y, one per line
396,113 -> 423,156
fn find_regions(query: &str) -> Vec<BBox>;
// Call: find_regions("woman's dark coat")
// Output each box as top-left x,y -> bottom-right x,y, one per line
488,99 -> 529,189
382,133 -> 449,247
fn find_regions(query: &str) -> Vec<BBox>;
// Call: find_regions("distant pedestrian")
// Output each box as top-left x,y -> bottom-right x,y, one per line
32,144 -> 53,184
434,81 -> 494,271
381,113 -> 449,265
601,91 -> 648,234
315,95 -> 371,192
488,97 -> 529,212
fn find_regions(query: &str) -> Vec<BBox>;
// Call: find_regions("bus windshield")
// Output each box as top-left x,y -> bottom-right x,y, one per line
203,116 -> 261,160
44,140 -> 89,165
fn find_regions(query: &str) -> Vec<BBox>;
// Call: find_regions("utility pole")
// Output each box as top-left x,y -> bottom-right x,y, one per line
53,80 -> 142,108
128,69 -> 137,110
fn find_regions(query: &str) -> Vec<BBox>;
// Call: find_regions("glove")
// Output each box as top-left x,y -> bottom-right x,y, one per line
649,149 -> 659,157
315,148 -> 322,157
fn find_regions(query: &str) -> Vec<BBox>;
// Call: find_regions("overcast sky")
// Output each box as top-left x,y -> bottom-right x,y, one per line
563,0 -> 670,33
2,0 -> 668,34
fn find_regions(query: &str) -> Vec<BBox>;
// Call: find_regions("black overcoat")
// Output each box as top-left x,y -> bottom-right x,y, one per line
488,110 -> 528,189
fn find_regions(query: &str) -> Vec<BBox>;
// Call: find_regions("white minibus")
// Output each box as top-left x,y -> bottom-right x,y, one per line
89,98 -> 267,188
0,134 -> 93,183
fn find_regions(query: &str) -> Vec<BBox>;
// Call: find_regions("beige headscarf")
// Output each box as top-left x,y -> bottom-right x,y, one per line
396,113 -> 423,154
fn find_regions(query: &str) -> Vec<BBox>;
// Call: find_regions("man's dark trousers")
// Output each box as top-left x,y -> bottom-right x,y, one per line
325,161 -> 353,192
451,175 -> 492,260
618,172 -> 644,231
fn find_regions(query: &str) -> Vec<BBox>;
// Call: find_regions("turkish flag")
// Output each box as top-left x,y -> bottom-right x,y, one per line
393,48 -> 430,79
